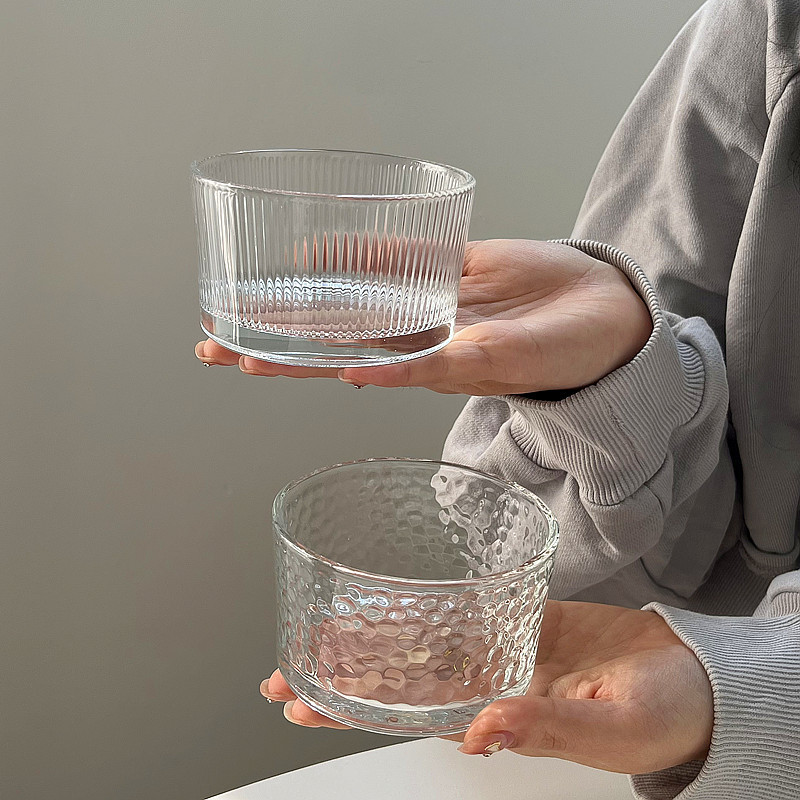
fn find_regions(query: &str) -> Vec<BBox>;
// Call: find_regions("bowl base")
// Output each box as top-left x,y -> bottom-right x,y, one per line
200,312 -> 452,368
280,660 -> 528,736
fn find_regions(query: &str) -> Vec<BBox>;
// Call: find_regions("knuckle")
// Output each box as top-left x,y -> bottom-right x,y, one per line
473,697 -> 571,756
546,677 -> 569,698
473,696 -> 527,731
535,726 -> 570,754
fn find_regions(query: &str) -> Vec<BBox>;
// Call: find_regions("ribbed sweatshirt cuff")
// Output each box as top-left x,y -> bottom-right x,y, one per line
631,604 -> 800,800
504,239 -> 705,506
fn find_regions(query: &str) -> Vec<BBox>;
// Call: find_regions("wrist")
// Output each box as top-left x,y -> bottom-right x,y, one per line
519,279 -> 652,398
547,238 -> 655,390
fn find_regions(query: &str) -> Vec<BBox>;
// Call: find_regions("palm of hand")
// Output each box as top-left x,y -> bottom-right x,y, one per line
418,239 -> 653,395
462,600 -> 714,773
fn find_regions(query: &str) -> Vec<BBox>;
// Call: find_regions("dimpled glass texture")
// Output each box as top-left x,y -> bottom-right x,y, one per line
273,459 -> 558,735
192,150 -> 474,367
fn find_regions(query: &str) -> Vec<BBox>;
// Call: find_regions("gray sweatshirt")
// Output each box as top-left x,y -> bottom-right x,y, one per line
442,1 -> 800,797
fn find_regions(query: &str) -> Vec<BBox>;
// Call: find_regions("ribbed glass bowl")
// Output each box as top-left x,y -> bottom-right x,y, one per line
192,150 -> 474,366
273,459 -> 558,735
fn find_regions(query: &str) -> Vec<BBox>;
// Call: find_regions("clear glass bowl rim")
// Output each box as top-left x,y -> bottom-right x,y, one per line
191,148 -> 476,201
272,457 -> 559,589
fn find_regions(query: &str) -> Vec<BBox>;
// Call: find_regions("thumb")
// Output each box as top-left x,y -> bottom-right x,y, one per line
340,336 -> 488,390
456,695 -> 630,770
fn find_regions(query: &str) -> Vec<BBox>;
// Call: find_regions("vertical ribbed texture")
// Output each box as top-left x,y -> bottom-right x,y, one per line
192,151 -> 474,340
632,599 -> 800,800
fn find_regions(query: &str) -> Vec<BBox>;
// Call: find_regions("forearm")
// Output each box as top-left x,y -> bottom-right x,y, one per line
444,241 -> 733,605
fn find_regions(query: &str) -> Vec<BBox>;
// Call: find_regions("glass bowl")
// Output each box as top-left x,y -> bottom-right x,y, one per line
273,458 -> 558,735
192,150 -> 474,367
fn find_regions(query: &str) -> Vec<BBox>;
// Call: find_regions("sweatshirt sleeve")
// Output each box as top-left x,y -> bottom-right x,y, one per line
444,0 -> 775,606
630,571 -> 800,800
443,239 -> 733,605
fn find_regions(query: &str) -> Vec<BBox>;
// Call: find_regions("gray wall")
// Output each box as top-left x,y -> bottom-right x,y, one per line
1,1 -> 702,798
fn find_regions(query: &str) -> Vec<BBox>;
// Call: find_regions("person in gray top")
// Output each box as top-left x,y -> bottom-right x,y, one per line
197,0 -> 800,797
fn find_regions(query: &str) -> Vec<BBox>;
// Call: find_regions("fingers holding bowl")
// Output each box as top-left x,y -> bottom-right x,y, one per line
196,340 -> 343,378
261,669 -> 296,702
195,339 -> 241,366
262,669 -> 351,730
283,699 -> 352,730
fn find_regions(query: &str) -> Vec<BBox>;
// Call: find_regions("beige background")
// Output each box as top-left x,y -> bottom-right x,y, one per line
1,1 -> 702,798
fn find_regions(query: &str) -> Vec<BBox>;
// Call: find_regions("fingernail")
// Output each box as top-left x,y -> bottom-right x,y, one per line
337,370 -> 364,388
283,700 -> 319,728
239,356 -> 257,373
457,731 -> 515,757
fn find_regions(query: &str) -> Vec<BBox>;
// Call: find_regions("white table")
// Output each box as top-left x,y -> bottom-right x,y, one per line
207,738 -> 633,799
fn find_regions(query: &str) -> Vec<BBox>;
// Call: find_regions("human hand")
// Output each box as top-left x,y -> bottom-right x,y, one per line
261,600 -> 713,774
196,240 -> 652,395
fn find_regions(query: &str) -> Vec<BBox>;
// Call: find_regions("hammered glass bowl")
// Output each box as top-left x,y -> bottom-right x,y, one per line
273,459 -> 558,735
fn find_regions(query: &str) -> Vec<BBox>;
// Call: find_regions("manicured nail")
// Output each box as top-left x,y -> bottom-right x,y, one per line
337,370 -> 365,388
282,700 -> 319,728
457,731 -> 515,757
